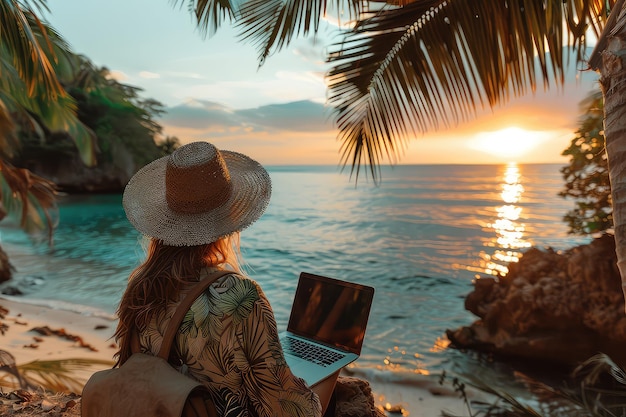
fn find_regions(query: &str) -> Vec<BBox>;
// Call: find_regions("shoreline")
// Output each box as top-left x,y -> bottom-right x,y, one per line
0,296 -> 484,416
0,296 -> 117,394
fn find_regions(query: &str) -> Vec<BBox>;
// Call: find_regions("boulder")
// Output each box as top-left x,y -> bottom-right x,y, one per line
13,142 -> 136,193
335,376 -> 385,417
0,245 -> 14,284
447,234 -> 626,368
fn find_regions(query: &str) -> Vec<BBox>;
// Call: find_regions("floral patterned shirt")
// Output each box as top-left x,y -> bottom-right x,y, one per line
138,271 -> 322,417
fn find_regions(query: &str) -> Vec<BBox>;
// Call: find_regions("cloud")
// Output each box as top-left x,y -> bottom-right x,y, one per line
158,99 -> 341,164
161,99 -> 334,133
167,75 -> 327,109
156,47 -> 601,166
106,70 -> 128,81
166,71 -> 204,80
161,99 -> 241,130
237,100 -> 334,131
292,38 -> 327,65
139,71 -> 161,79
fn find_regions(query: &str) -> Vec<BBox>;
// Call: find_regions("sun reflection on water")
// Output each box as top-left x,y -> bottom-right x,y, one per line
381,346 -> 431,375
479,163 -> 532,277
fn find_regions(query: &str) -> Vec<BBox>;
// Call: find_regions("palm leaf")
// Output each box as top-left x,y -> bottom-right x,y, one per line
0,99 -> 19,160
0,1 -> 65,101
184,0 -> 362,64
236,0 -> 326,65
171,0 -> 238,37
182,0 -> 613,182
22,13 -> 98,166
0,160 -> 58,244
14,358 -> 114,393
0,2 -> 97,167
326,0 -> 612,183
236,0 -> 364,65
33,16 -> 81,83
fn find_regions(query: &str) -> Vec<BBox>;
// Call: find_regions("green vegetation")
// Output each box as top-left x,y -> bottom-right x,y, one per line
12,59 -> 176,182
0,1 -> 178,242
65,59 -> 170,168
0,1 -> 95,241
560,90 -> 612,236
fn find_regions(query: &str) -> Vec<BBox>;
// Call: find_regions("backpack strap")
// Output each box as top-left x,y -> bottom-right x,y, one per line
157,269 -> 236,359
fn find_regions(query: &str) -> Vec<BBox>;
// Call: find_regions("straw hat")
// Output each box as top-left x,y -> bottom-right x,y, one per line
122,141 -> 271,246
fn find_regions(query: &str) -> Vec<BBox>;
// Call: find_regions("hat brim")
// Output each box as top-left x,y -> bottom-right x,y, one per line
122,150 -> 271,246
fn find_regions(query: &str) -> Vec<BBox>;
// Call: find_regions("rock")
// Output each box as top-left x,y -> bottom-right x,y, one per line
0,245 -> 14,284
334,376 -> 386,417
1,286 -> 23,296
15,144 -> 134,193
447,234 -> 626,369
10,135 -> 161,194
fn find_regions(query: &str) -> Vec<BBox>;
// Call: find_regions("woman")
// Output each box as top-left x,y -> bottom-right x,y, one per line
113,141 -> 322,417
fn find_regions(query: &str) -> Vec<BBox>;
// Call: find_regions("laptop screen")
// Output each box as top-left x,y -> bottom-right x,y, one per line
287,272 -> 375,354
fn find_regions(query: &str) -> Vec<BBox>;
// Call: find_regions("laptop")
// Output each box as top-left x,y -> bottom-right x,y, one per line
279,272 -> 375,387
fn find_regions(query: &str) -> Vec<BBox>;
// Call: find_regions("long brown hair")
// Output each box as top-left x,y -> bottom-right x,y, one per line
114,233 -> 241,365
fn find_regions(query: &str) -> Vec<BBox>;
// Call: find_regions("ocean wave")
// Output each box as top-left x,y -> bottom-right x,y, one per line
0,294 -> 117,321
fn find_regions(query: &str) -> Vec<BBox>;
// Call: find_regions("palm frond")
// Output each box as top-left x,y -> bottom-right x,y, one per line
0,99 -> 19,160
0,4 -> 97,167
184,0 -> 362,65
326,0 -> 612,183
24,13 -> 98,166
0,160 -> 58,244
33,14 -> 84,84
237,0 -> 327,65
574,353 -> 626,387
14,358 -> 114,393
0,74 -> 96,168
0,1 -> 65,101
170,0 -> 238,37
20,0 -> 51,17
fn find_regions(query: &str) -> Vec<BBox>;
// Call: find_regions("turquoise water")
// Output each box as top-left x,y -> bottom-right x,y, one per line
0,163 -> 590,383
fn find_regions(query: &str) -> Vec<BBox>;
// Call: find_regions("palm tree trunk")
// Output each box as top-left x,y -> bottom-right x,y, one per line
595,10 -> 626,310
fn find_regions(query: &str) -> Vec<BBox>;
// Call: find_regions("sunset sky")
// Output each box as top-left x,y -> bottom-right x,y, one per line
43,0 -> 600,166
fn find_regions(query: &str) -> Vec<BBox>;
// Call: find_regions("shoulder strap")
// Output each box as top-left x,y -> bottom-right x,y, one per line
157,269 -> 236,359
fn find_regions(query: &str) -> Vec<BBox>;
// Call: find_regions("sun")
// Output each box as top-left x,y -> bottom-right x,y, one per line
468,127 -> 549,160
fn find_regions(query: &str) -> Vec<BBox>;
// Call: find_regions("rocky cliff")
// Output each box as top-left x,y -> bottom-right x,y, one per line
24,146 -> 135,194
446,234 -> 626,368
11,136 -> 159,194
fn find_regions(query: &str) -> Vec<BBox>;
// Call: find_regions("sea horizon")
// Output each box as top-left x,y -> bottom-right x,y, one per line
0,162 -> 590,394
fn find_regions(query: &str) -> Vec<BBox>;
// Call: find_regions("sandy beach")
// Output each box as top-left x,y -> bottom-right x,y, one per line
0,297 -> 117,392
0,296 -> 485,416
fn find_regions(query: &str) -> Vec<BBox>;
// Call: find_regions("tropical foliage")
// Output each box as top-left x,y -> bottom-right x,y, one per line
0,0 -> 96,241
12,59 -> 175,190
15,358 -> 114,393
65,59 -> 169,168
0,349 -> 113,393
175,0 -> 615,182
560,90 -> 612,236
1,1 -> 178,242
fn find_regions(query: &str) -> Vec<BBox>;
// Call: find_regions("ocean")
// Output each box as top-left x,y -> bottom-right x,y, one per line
0,163 -> 590,389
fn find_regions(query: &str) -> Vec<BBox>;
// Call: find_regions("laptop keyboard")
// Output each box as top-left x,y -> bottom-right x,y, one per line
281,336 -> 345,367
